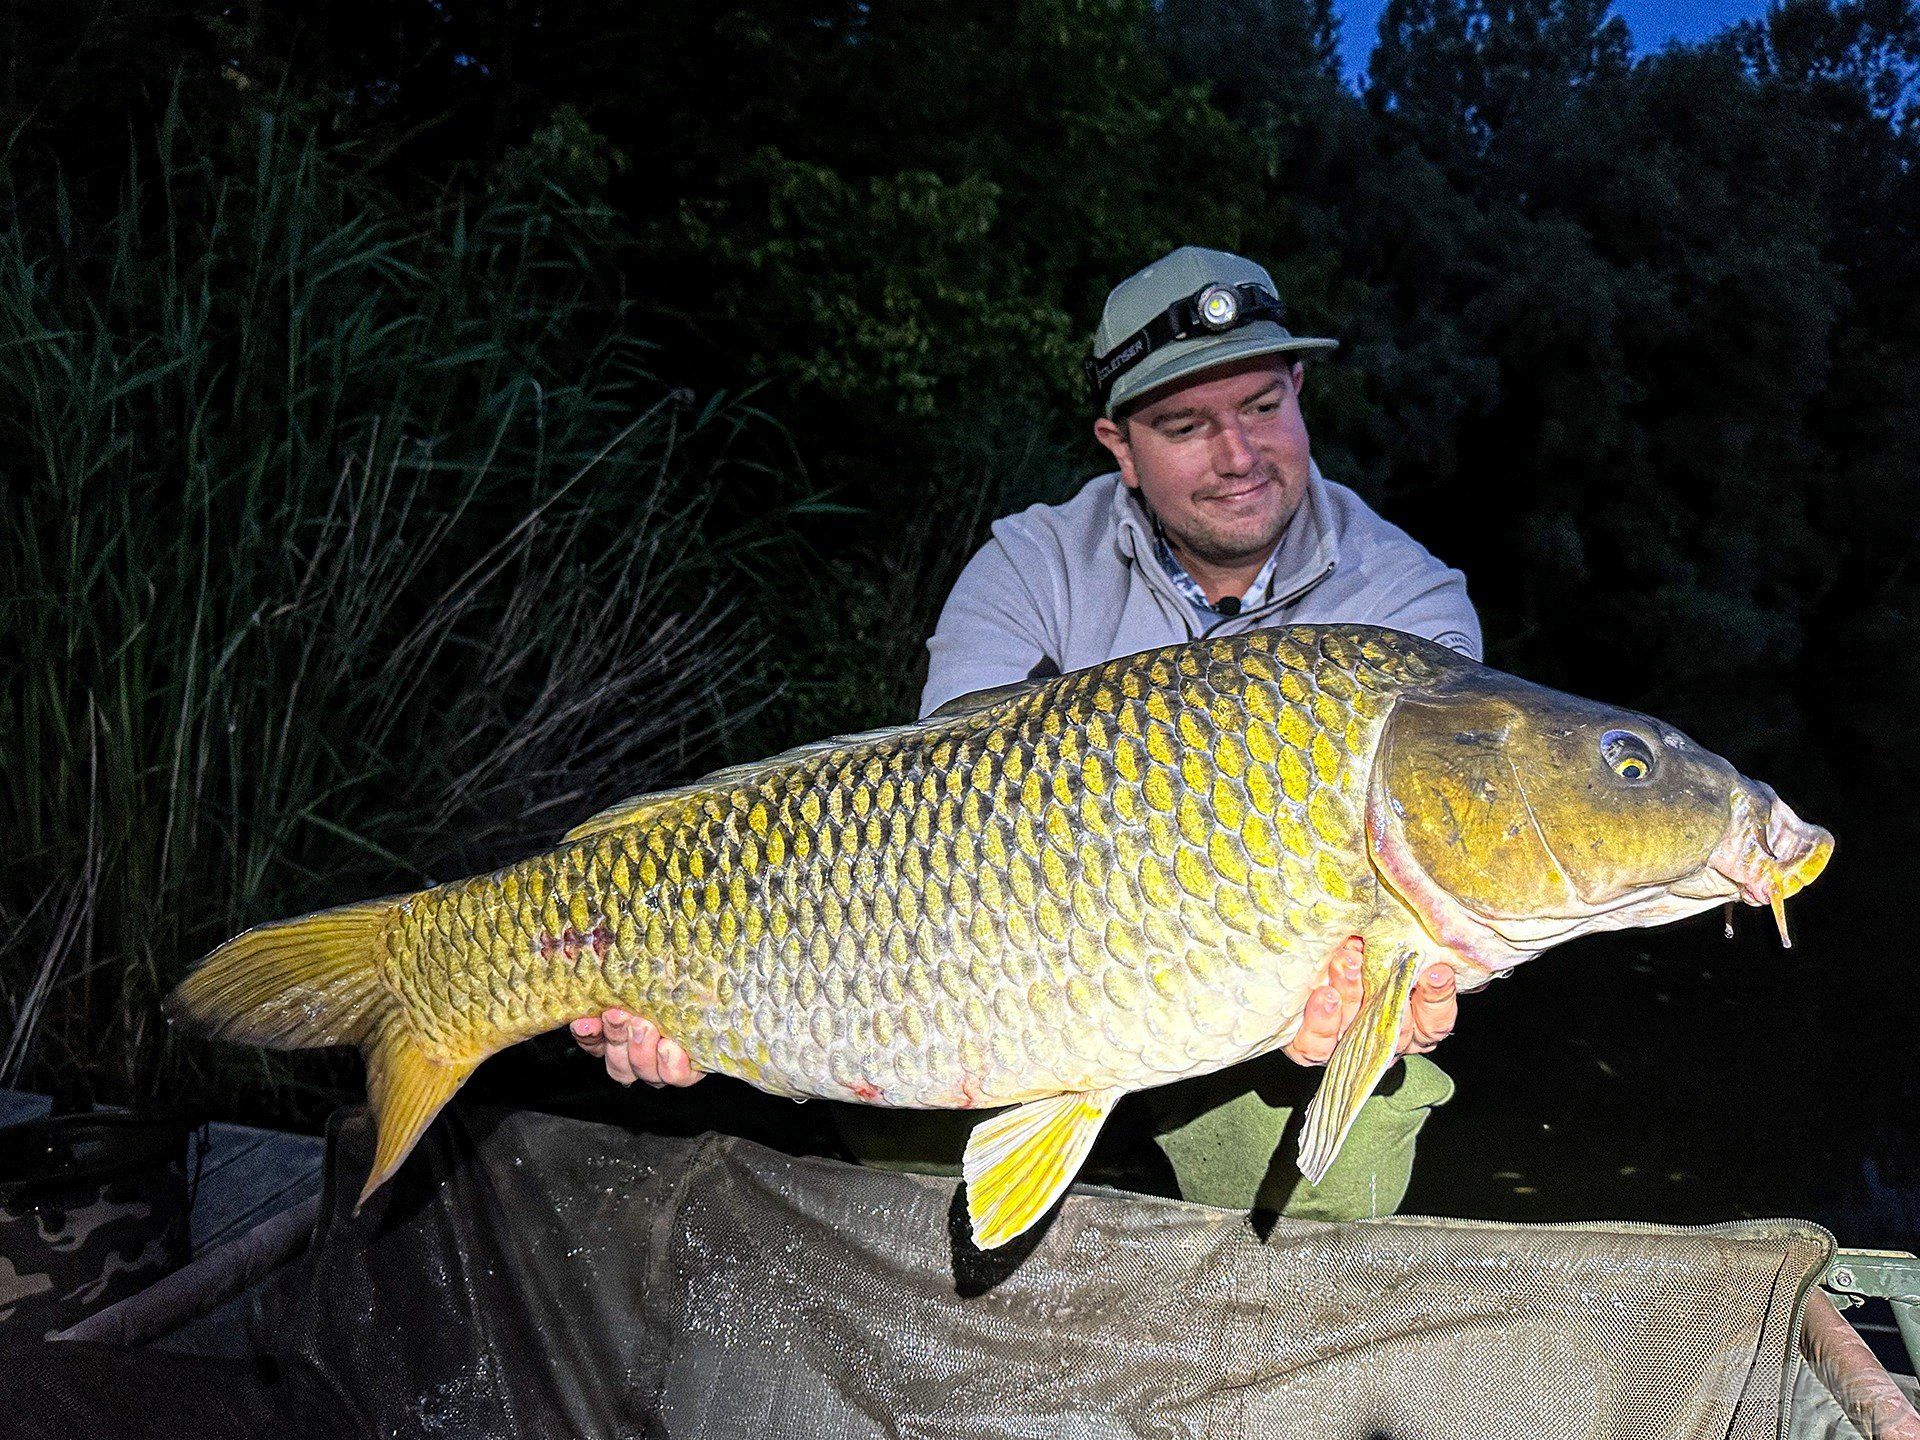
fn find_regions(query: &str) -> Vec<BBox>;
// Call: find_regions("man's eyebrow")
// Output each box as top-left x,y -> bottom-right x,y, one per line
1146,406 -> 1201,426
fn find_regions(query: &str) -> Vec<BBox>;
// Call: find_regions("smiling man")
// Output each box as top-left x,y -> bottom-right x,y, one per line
924,245 -> 1479,712
577,246 -> 1478,1222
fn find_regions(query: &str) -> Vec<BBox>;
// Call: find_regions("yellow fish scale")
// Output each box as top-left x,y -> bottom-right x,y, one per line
379,627 -> 1437,1108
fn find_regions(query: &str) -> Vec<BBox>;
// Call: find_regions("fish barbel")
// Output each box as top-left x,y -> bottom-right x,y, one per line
168,625 -> 1833,1248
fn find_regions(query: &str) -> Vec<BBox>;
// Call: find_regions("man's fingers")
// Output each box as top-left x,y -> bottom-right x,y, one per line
658,1039 -> 701,1087
1401,965 -> 1459,1054
603,1045 -> 637,1085
569,1016 -> 607,1059
1283,937 -> 1372,1067
1282,983 -> 1343,1065
570,1009 -> 709,1088
598,1009 -> 636,1085
630,1019 -> 669,1086
1330,939 -> 1364,1014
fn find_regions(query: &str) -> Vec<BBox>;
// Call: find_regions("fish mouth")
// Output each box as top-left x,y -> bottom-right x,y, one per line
1679,785 -> 1834,946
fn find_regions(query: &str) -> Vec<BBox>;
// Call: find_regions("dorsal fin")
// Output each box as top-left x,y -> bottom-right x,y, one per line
566,677 -> 1059,845
927,674 -> 1053,720
563,721 -> 928,843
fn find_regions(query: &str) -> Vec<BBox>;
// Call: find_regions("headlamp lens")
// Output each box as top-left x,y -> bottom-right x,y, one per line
1198,284 -> 1239,329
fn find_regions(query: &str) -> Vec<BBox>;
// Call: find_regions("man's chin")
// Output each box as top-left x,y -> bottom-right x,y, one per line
1180,492 -> 1300,563
1180,521 -> 1290,570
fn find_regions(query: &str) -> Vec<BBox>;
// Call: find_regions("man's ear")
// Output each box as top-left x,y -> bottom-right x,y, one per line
1288,360 -> 1306,398
1093,415 -> 1140,489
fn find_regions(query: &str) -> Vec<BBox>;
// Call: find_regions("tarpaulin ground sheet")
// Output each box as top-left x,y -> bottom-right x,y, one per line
1,1104 -> 1832,1438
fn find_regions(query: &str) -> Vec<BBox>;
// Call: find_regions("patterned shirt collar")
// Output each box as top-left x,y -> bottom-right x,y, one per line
1148,521 -> 1285,624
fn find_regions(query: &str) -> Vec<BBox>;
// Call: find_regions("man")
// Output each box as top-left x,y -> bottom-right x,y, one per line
574,246 -> 1472,1221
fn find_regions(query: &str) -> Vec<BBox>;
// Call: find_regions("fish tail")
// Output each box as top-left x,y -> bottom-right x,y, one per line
167,897 -> 476,1210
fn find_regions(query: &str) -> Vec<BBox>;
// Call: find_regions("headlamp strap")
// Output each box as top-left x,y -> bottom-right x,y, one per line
1085,282 -> 1288,404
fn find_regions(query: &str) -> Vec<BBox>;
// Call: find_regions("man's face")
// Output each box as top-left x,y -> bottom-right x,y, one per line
1093,356 -> 1312,570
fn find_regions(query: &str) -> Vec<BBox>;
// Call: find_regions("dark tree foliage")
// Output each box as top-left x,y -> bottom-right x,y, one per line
4,0 -> 1918,1230
1368,0 -> 1630,171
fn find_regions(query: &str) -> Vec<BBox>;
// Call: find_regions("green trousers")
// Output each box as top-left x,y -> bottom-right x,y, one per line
1140,1052 -> 1454,1221
831,1054 -> 1453,1223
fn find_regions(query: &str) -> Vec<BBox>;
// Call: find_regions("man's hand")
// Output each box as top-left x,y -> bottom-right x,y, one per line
1281,936 -> 1457,1066
569,1009 -> 707,1087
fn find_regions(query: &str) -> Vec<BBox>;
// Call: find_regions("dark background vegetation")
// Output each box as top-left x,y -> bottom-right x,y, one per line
2,0 -> 1916,1246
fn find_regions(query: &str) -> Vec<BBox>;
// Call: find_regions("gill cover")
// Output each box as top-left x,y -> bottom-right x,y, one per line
1375,674 -> 1735,920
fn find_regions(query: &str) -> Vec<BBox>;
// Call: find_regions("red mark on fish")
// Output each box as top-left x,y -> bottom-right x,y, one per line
535,919 -> 614,963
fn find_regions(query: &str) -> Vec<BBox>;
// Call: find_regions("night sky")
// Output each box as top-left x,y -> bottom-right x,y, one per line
1336,0 -> 1777,83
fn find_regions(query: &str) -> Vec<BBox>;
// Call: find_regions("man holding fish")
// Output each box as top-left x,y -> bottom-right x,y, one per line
170,229 -> 1830,1250
572,246 -> 1480,1221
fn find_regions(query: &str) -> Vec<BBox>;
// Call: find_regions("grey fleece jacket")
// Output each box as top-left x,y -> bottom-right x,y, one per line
920,464 -> 1481,717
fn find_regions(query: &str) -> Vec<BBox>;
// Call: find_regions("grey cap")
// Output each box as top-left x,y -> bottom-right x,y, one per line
1092,246 -> 1337,417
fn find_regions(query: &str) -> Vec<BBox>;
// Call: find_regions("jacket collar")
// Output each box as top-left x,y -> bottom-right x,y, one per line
1108,460 -> 1339,627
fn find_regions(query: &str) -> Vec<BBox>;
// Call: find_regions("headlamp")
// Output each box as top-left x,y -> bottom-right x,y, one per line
1083,280 -> 1290,406
1196,284 -> 1240,330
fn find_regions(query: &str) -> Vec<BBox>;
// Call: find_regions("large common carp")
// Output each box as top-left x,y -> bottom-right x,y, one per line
169,626 -> 1831,1248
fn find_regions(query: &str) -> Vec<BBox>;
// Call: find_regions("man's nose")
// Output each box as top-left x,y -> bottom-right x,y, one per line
1212,421 -> 1256,477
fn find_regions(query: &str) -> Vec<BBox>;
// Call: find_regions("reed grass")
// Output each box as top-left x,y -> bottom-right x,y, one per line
0,103 -> 789,1121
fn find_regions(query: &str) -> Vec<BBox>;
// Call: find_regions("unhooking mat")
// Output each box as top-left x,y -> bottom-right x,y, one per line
5,1103 -> 1833,1439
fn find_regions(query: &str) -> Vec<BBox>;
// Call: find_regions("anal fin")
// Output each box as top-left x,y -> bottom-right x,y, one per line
359,1021 -> 477,1211
962,1088 -> 1124,1250
1297,949 -> 1422,1184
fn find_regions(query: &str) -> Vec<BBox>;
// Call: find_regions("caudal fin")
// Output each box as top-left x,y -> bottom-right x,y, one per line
166,898 -> 477,1209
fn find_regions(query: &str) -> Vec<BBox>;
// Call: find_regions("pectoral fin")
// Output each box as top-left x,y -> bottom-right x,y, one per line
961,1087 -> 1124,1249
1296,949 -> 1423,1184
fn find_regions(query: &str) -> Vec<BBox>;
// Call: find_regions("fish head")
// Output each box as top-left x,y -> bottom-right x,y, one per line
1366,670 -> 1833,974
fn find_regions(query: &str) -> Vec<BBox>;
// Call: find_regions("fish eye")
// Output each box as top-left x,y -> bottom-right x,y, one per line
1600,729 -> 1656,782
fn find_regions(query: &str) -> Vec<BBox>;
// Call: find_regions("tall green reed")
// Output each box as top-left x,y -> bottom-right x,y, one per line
0,105 -> 789,1120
